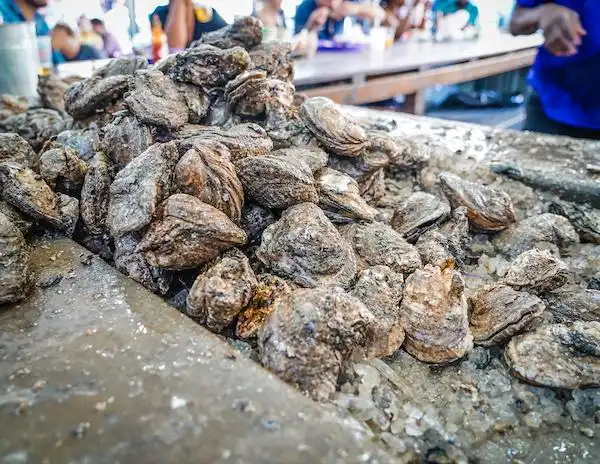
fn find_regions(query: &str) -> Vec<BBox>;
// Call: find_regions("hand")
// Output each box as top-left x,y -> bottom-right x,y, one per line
539,4 -> 586,56
307,6 -> 330,31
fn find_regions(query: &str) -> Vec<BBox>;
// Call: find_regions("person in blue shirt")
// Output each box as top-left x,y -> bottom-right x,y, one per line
432,0 -> 479,35
0,0 -> 50,36
511,1 -> 600,139
51,23 -> 105,62
294,0 -> 385,40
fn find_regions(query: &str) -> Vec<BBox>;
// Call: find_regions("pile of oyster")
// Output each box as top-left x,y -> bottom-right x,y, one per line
1,17 -> 600,405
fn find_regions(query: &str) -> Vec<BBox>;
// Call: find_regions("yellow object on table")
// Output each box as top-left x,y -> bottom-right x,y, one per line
194,5 -> 213,23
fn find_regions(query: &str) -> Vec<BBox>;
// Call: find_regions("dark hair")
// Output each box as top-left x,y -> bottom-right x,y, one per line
53,23 -> 75,37
90,18 -> 104,27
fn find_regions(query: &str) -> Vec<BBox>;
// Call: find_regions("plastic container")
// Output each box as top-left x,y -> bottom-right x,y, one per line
0,22 -> 40,97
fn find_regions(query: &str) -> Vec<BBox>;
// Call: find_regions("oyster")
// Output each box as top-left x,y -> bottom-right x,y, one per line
236,274 -> 292,340
544,288 -> 600,323
124,69 -> 188,130
186,248 -> 257,332
256,202 -> 357,288
315,168 -> 378,222
249,41 -> 294,82
392,136 -> 432,169
494,213 -> 580,258
194,16 -> 263,50
361,133 -> 400,164
505,322 -> 600,389
169,45 -> 251,88
400,265 -> 473,364
114,232 -> 172,294
0,133 -> 36,166
92,55 -> 148,78
327,149 -> 390,185
0,200 -> 33,235
270,147 -> 328,173
468,284 -> 545,346
339,222 -> 422,275
503,249 -> 570,295
391,192 -> 451,242
175,82 -> 210,123
259,287 -> 374,402
239,202 -> 276,244
0,94 -> 28,120
439,172 -> 516,231
37,74 -> 69,112
224,70 -> 269,117
64,75 -> 130,120
548,200 -> 600,244
351,265 -> 405,358
80,153 -> 111,235
235,154 -> 318,210
0,108 -> 66,151
137,194 -> 247,270
300,97 -> 368,157
38,147 -> 88,194
0,162 -> 78,235
107,142 -> 179,237
174,140 -> 243,222
54,129 -> 100,163
177,123 -> 273,161
204,89 -> 233,126
359,168 -> 386,205
101,114 -> 153,168
0,212 -> 32,304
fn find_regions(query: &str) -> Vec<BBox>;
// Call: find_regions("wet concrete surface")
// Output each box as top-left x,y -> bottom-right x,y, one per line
0,237 -> 390,464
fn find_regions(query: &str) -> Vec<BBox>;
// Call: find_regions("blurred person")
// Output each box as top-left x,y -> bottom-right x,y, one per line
255,0 -> 288,41
381,0 -> 424,40
104,0 -> 133,54
294,0 -> 386,40
0,0 -> 51,36
431,0 -> 479,36
510,1 -> 600,139
51,22 -> 106,61
78,15 -> 104,50
91,17 -> 122,57
152,1 -> 227,50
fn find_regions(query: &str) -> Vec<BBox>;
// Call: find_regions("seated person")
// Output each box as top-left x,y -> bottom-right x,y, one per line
91,18 -> 123,58
78,15 -> 105,50
151,0 -> 227,51
432,0 -> 479,35
381,0 -> 423,40
0,0 -> 50,36
294,0 -> 385,40
255,0 -> 288,40
51,23 -> 106,62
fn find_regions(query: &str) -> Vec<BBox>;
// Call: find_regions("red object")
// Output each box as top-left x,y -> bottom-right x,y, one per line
151,14 -> 166,62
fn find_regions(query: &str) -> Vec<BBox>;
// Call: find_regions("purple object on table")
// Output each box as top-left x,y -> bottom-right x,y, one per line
317,40 -> 367,52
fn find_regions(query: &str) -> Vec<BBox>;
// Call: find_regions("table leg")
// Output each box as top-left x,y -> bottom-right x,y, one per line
403,91 -> 426,115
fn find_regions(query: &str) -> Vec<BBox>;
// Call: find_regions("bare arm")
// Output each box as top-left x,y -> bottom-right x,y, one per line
165,0 -> 193,49
509,5 -> 543,36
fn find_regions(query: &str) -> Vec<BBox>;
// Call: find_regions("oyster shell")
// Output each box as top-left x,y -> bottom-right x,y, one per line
101,114 -> 153,169
439,172 -> 516,231
186,248 -> 257,332
359,168 -> 386,205
249,41 -> 294,82
54,129 -> 100,163
400,265 -> 473,364
503,249 -> 570,295
137,194 -> 247,270
224,70 -> 269,117
64,75 -> 129,120
256,202 -> 357,288
174,140 -> 243,222
240,202 -> 276,244
175,82 -> 210,124
494,213 -> 580,258
361,133 -> 400,165
38,147 -> 88,195
548,200 -> 600,244
0,133 -> 36,166
351,265 -> 405,358
0,108 -> 66,151
80,153 -> 111,235
391,192 -> 451,242
92,55 -> 148,78
391,136 -> 432,169
0,94 -> 28,120
37,74 -> 69,112
339,222 -> 422,275
270,147 -> 328,173
544,288 -> 600,323
169,45 -> 251,88
300,97 -> 368,157
315,168 -> 378,223
124,69 -> 188,130
194,16 -> 263,50
0,211 -> 32,304
258,287 -> 374,402
107,142 -> 179,237
0,200 -> 33,235
236,154 -> 318,210
468,284 -> 545,346
236,274 -> 292,340
505,322 -> 600,389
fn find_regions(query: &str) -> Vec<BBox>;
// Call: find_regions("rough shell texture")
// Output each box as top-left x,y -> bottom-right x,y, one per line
339,222 -> 422,275
101,114 -> 153,169
249,41 -> 294,82
177,123 -> 273,162
0,109 -> 66,151
359,168 -> 386,205
439,172 -> 516,231
316,168 -> 378,223
270,147 -> 328,173
0,200 -> 33,235
0,133 -> 36,166
468,284 -> 545,347
37,74 -> 69,112
361,133 -> 399,166
137,194 -> 247,270
92,55 -> 148,78
0,212 -> 31,304
224,70 -> 269,116
125,69 -> 188,130
548,200 -> 600,244
107,142 -> 179,237
194,16 -> 263,50
55,129 -> 100,163
236,154 -> 318,210
236,274 -> 292,340
391,192 -> 451,243
80,153 -> 111,235
401,265 -> 473,364
494,213 -> 580,258
391,136 -> 432,169
505,321 -> 600,389
351,265 -> 405,359
64,75 -> 130,120
186,248 -> 257,332
174,140 -> 243,222
239,202 -> 276,244
169,45 -> 251,88
503,249 -> 570,295
327,150 -> 389,185
300,97 -> 368,157
544,288 -> 600,323
256,202 -> 357,289
38,147 -> 88,194
114,232 -> 172,295
175,82 -> 210,124
259,287 -> 375,402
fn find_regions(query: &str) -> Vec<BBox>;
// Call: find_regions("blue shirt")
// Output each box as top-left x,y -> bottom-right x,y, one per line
518,0 -> 600,129
295,0 -> 358,40
151,5 -> 228,47
0,0 -> 50,36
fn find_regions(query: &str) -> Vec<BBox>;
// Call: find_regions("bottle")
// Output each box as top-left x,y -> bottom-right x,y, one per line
151,14 -> 167,63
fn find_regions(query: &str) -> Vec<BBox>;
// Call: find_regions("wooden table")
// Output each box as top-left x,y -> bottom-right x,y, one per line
294,32 -> 542,114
